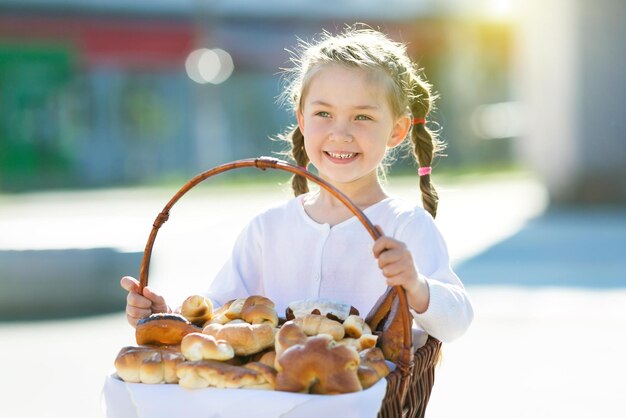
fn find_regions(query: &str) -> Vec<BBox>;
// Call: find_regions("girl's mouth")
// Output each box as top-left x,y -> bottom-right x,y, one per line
325,151 -> 358,161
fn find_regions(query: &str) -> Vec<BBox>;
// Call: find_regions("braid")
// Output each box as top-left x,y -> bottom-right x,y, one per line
289,126 -> 310,196
410,81 -> 443,218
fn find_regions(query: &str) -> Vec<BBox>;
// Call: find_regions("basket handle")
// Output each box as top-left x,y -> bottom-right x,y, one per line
138,156 -> 413,365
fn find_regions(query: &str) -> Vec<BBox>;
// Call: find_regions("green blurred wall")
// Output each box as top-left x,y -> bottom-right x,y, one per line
0,43 -> 75,190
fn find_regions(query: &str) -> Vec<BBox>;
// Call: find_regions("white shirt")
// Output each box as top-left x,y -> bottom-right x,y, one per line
206,194 -> 473,344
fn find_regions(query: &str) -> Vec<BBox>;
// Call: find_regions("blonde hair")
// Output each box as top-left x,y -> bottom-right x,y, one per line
279,26 -> 444,218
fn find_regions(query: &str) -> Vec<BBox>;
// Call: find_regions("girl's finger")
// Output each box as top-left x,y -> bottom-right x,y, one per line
373,236 -> 399,258
126,305 -> 151,320
127,291 -> 152,309
377,247 -> 402,267
120,276 -> 140,293
143,287 -> 169,313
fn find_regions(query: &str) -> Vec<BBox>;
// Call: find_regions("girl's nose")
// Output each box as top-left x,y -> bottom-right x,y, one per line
329,122 -> 353,142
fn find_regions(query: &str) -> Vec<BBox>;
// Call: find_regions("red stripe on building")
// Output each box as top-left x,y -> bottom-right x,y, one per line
0,15 -> 197,69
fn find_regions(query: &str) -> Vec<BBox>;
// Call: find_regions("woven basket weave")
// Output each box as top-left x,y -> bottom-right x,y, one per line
138,157 -> 441,418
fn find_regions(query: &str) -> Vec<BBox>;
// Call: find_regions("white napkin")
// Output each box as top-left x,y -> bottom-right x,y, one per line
102,372 -> 388,418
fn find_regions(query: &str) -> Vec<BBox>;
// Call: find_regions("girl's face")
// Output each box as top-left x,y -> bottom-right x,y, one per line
297,64 -> 410,190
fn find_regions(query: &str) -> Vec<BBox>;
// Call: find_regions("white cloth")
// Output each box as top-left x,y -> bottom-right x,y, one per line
207,194 -> 473,343
102,371 -> 388,418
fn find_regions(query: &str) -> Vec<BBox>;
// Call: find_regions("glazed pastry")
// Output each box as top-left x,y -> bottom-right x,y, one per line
135,313 -> 201,346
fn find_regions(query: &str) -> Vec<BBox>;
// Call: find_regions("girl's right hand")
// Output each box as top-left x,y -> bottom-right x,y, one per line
120,276 -> 170,328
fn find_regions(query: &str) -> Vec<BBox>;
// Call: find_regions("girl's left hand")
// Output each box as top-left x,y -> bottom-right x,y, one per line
372,226 -> 430,313
372,226 -> 419,293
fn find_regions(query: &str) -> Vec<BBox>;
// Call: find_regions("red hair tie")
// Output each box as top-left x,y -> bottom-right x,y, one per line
412,118 -> 426,125
418,166 -> 432,176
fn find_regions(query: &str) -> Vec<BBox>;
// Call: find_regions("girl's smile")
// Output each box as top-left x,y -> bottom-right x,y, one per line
324,151 -> 359,163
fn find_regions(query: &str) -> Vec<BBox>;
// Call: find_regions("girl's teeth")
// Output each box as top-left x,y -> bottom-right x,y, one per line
329,152 -> 355,159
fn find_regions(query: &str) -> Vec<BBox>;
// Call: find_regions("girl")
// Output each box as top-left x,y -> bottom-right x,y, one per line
122,27 -> 473,346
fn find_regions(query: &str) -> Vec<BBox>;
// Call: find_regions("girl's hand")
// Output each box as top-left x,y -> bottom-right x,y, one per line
120,276 -> 170,328
372,226 -> 430,313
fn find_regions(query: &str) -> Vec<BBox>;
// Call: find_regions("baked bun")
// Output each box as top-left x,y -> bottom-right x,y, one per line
225,298 -> 247,320
293,314 -> 345,341
274,322 -> 308,371
135,313 -> 201,346
286,298 -> 359,322
337,315 -> 377,351
343,315 -> 372,338
115,345 -> 184,384
177,360 -> 275,390
241,296 -> 279,327
357,347 -> 390,389
275,334 -> 362,394
336,334 -> 378,352
207,295 -> 279,327
207,299 -> 235,325
256,350 -> 277,369
243,361 -> 277,388
181,295 -> 213,327
180,332 -> 234,361
365,287 -> 405,362
202,322 -> 275,356
379,294 -> 405,362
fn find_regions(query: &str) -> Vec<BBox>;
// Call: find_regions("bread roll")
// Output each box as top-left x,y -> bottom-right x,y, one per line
293,314 -> 345,341
241,296 -> 279,327
256,350 -> 277,369
139,351 -> 184,384
207,299 -> 235,325
181,295 -> 213,327
225,298 -> 247,320
275,334 -> 362,394
357,347 -> 390,389
380,295 -> 405,362
177,360 -> 275,390
115,345 -> 184,384
202,322 -> 275,356
286,298 -> 359,322
274,322 -> 308,371
336,333 -> 378,352
365,287 -> 405,362
135,313 -> 201,346
359,333 -> 378,350
364,287 -> 396,330
243,361 -> 277,388
343,315 -> 372,338
181,332 -> 235,361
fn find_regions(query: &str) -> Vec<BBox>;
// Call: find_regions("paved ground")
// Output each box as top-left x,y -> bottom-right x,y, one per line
1,172 -> 625,417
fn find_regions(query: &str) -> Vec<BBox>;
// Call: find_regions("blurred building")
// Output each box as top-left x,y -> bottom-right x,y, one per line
0,0 -> 519,191
0,1 -> 196,190
516,0 -> 626,205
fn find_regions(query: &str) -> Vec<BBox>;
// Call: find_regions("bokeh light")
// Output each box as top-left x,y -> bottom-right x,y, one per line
185,48 -> 234,85
471,101 -> 525,139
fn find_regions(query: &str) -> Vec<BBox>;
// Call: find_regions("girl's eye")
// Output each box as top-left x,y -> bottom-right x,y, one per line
355,114 -> 372,121
315,111 -> 330,118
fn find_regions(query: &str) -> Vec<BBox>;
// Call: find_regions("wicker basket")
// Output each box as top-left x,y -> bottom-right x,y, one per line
138,157 -> 441,418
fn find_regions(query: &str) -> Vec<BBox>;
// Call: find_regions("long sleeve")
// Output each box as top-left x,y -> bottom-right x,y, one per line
396,209 -> 473,343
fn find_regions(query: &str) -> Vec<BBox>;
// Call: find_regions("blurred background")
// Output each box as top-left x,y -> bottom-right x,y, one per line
0,0 -> 625,417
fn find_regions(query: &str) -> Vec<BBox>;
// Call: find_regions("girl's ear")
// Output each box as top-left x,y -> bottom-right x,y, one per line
296,109 -> 305,132
387,114 -> 412,148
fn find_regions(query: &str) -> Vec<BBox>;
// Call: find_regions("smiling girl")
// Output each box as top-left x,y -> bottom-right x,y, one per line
122,26 -> 473,347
